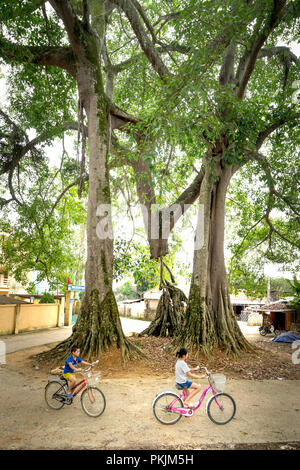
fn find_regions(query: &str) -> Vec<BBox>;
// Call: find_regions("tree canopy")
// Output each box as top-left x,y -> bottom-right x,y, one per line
0,0 -> 299,358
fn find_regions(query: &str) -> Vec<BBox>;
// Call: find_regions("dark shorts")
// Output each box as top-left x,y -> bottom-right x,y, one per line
176,380 -> 192,389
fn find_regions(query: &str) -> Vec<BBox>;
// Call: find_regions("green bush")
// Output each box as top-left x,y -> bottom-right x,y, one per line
287,276 -> 300,308
39,292 -> 56,304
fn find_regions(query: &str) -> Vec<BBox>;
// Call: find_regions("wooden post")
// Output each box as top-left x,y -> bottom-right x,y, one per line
285,312 -> 291,331
64,290 -> 73,326
14,304 -> 21,335
56,301 -> 61,327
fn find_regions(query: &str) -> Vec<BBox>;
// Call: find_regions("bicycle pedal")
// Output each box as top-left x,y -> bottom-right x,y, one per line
63,397 -> 73,405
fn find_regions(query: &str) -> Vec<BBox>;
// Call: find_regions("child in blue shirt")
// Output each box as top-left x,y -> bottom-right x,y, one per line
63,345 -> 97,397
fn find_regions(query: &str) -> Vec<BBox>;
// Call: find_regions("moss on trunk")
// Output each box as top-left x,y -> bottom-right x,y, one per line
172,282 -> 254,357
173,164 -> 255,358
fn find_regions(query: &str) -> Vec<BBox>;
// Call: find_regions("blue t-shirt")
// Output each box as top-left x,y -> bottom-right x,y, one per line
64,355 -> 82,374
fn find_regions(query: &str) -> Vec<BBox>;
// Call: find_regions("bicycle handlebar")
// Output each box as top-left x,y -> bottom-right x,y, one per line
78,359 -> 99,373
197,365 -> 210,376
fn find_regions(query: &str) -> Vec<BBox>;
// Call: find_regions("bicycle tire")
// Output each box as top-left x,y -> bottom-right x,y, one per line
80,386 -> 106,417
259,328 -> 267,336
153,392 -> 184,425
45,381 -> 66,410
207,392 -> 236,425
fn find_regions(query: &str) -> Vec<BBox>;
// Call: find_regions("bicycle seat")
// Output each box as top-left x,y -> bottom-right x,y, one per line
60,375 -> 68,382
175,383 -> 184,390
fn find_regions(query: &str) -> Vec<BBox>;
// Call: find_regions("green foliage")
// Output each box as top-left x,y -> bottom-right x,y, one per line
287,276 -> 300,307
0,154 -> 88,292
113,239 -> 161,293
270,277 -> 294,300
39,291 -> 55,303
228,257 -> 268,300
116,280 -> 139,301
226,164 -> 300,296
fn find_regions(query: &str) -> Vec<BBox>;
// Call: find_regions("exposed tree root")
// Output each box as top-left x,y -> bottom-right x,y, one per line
36,289 -> 144,364
140,281 -> 187,337
171,284 -> 256,358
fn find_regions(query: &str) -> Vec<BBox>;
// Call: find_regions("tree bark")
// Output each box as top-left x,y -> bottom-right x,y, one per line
36,1 -> 140,362
173,159 -> 254,356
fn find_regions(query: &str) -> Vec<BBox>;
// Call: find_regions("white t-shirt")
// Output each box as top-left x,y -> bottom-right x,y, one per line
175,360 -> 190,384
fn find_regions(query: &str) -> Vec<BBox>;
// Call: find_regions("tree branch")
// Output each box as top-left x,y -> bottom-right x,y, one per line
0,36 -> 76,76
246,149 -> 300,217
257,46 -> 299,88
219,42 -> 236,85
111,0 -> 170,81
265,189 -> 300,250
48,0 -> 80,49
256,113 -> 300,149
1,0 -> 47,19
236,0 -> 290,99
47,176 -> 88,220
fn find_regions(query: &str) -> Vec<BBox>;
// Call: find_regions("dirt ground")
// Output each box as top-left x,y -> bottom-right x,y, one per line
0,334 -> 300,450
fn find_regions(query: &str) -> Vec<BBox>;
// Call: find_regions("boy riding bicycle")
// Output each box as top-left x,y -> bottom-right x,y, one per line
63,345 -> 97,397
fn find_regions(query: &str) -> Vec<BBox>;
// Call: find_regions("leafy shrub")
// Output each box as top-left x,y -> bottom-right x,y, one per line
39,292 -> 56,304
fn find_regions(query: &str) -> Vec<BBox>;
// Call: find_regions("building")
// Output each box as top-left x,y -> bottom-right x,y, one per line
230,292 -> 266,320
117,288 -> 163,320
257,300 -> 300,332
143,289 -> 162,314
0,232 -> 33,296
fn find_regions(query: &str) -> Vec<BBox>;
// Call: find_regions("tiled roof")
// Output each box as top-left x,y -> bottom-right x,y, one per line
0,295 -> 28,305
257,302 -> 297,312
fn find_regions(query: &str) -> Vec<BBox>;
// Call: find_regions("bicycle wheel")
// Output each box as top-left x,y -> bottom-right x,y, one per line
45,381 -> 66,410
153,392 -> 184,425
80,386 -> 106,417
259,328 -> 267,336
207,393 -> 236,425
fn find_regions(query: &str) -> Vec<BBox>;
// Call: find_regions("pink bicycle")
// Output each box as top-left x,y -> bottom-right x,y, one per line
152,366 -> 236,425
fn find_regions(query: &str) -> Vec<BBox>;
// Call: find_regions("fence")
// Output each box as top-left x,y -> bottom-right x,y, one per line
0,303 -> 61,335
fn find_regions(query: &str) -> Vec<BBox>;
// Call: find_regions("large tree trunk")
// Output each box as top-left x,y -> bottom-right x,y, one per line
70,69 -> 130,360
38,64 -> 139,361
173,160 -> 254,356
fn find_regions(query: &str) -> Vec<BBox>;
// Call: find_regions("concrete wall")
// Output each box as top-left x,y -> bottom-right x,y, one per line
0,305 -> 15,334
118,301 -> 156,319
0,303 -> 60,335
247,312 -> 263,326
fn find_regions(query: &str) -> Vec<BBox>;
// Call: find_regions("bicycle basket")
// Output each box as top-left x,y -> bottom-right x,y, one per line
86,371 -> 101,386
210,374 -> 226,392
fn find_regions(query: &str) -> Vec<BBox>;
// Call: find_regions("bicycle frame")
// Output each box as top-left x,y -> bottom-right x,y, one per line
71,377 -> 87,397
70,375 -> 98,403
169,384 -> 223,417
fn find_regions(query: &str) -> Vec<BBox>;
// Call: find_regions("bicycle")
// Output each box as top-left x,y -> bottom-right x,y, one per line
152,366 -> 236,425
259,322 -> 281,337
45,360 -> 106,418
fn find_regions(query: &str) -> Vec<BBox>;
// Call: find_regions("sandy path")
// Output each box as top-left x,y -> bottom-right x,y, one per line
0,366 -> 299,450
